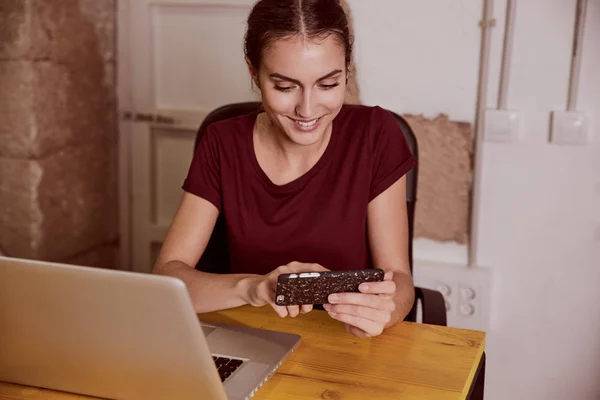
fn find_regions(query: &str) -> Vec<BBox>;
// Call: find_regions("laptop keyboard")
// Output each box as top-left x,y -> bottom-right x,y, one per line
212,356 -> 244,382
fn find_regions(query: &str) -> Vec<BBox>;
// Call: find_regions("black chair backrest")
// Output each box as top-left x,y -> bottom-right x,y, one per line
193,102 -> 419,277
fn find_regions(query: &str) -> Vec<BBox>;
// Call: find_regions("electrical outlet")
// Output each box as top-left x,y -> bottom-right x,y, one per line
484,109 -> 520,143
413,260 -> 492,331
550,110 -> 591,145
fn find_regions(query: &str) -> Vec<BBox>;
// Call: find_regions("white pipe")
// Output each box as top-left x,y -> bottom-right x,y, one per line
498,0 -> 516,110
567,0 -> 587,111
469,0 -> 495,267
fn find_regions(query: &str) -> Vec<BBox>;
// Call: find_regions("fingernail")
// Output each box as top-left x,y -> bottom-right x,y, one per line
329,294 -> 339,302
360,284 -> 369,292
328,311 -> 337,317
323,304 -> 331,311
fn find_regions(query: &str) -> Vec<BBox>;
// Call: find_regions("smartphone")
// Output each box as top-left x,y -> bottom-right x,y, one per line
274,269 -> 385,306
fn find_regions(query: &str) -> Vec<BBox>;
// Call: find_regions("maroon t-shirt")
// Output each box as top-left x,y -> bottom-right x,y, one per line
182,104 -> 416,275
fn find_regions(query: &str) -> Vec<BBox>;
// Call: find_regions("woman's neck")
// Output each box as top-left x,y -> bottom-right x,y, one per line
255,112 -> 331,166
253,112 -> 333,185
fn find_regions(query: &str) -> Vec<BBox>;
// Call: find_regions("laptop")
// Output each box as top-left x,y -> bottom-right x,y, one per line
0,256 -> 301,400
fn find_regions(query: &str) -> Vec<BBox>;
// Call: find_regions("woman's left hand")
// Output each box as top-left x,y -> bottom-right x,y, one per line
323,271 -> 396,338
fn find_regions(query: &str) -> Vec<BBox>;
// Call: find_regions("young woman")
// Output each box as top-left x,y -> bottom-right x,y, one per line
154,0 -> 416,338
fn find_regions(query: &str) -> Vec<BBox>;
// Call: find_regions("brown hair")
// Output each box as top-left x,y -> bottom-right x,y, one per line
244,0 -> 353,73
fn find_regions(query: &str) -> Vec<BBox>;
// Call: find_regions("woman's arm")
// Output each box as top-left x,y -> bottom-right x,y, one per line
153,192 -> 258,313
323,176 -> 414,337
154,192 -> 328,316
365,176 -> 415,325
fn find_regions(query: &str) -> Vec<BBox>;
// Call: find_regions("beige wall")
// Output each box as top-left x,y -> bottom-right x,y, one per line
0,0 -> 119,268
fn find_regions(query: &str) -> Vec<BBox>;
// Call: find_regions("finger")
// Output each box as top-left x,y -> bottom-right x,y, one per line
323,303 -> 391,325
328,292 -> 395,312
270,303 -> 288,318
300,304 -> 313,314
307,263 -> 330,272
358,280 -> 396,295
285,262 -> 330,273
345,323 -> 370,338
287,305 -> 300,318
328,311 -> 384,337
384,271 -> 394,281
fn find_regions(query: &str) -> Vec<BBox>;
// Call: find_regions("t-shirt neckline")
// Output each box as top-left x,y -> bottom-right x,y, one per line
245,110 -> 340,192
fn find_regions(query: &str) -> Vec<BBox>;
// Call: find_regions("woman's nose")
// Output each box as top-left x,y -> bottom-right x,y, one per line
295,91 -> 315,119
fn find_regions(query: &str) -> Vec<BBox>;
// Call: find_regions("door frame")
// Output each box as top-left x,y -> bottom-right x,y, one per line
116,0 -> 258,272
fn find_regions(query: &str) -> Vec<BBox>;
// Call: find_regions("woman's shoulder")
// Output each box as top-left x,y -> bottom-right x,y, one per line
202,112 -> 255,142
336,104 -> 395,126
336,104 -> 402,143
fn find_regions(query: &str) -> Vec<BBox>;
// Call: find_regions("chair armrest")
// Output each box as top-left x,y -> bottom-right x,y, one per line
414,286 -> 447,326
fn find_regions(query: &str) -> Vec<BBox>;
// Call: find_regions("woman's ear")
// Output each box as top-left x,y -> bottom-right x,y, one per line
245,56 -> 259,86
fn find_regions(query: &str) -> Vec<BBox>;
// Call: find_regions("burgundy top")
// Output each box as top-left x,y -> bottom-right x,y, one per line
182,104 -> 416,275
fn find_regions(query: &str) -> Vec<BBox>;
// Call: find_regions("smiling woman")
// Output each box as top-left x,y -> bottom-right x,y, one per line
153,0 -> 417,339
244,0 -> 350,153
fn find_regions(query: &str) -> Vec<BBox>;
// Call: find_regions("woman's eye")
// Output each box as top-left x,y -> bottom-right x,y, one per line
275,85 -> 296,92
319,82 -> 340,90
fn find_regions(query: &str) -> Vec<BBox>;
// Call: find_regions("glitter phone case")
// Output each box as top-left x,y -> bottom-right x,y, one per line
274,269 -> 385,306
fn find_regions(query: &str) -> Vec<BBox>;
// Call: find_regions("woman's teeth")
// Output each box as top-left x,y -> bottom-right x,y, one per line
295,118 -> 319,128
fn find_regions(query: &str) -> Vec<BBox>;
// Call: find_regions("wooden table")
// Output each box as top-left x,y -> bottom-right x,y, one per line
0,306 -> 486,400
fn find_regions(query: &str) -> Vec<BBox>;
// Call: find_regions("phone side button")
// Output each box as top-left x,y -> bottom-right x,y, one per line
299,272 -> 321,278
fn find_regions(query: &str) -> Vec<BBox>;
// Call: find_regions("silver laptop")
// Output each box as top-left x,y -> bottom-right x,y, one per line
0,256 -> 300,400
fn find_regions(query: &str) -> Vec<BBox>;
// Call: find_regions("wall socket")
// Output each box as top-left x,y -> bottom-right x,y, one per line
413,260 -> 492,332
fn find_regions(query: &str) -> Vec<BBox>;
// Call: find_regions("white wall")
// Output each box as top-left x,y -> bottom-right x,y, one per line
348,0 -> 600,399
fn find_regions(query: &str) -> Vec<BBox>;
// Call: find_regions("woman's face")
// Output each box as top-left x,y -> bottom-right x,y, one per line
253,35 -> 347,147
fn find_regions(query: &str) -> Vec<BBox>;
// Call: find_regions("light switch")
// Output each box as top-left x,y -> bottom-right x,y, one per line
550,111 -> 591,145
484,109 -> 520,143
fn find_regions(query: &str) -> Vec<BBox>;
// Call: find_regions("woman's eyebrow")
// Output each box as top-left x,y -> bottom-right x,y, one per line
268,69 -> 343,85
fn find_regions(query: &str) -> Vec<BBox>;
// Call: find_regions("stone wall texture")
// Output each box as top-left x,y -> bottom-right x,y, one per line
0,0 -> 118,268
405,115 -> 473,244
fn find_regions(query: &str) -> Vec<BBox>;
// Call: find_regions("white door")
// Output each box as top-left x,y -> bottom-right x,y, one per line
118,0 -> 258,273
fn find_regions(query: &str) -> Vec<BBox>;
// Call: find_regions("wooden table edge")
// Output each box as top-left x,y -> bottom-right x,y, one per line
461,337 -> 486,399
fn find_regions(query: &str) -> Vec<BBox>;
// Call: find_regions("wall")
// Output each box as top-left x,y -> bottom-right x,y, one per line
0,0 -> 119,269
347,0 -> 600,399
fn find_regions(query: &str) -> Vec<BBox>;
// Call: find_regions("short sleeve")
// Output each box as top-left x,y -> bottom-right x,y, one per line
369,107 -> 417,201
182,125 -> 222,211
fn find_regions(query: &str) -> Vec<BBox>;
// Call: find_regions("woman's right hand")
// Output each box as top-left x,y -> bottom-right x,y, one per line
243,261 -> 329,318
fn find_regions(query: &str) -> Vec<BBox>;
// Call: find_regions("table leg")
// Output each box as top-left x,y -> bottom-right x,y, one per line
467,352 -> 486,399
